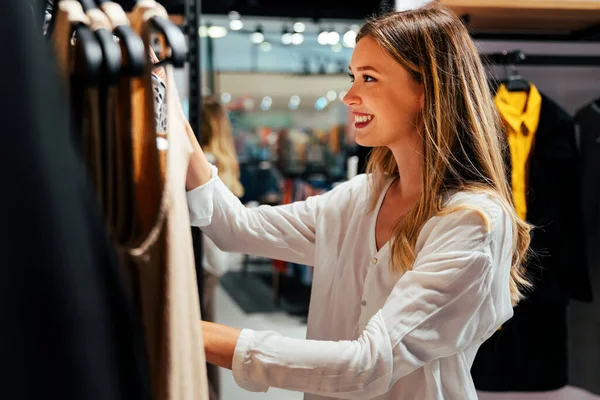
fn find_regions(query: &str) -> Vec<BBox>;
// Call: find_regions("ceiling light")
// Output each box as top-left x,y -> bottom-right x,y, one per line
317,30 -> 329,45
281,27 -> 293,45
207,26 -> 228,38
327,31 -> 340,45
260,41 -> 272,52
315,97 -> 328,110
221,92 -> 232,103
326,90 -> 337,101
228,11 -> 240,20
343,30 -> 356,48
292,33 -> 304,45
331,43 -> 342,52
338,90 -> 347,101
198,26 -> 208,37
230,19 -> 243,30
250,26 -> 264,44
289,95 -> 301,110
293,22 -> 305,32
261,96 -> 273,111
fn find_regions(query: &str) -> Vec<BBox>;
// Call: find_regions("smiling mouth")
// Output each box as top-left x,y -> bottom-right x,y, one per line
354,114 -> 374,129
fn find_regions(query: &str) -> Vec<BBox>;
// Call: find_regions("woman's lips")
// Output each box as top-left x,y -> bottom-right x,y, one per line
354,113 -> 374,129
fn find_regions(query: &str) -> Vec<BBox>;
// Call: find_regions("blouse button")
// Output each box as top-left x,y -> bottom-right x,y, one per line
362,300 -> 367,306
372,257 -> 378,264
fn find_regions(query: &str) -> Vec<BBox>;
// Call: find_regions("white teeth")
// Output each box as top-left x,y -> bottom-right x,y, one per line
354,115 -> 373,124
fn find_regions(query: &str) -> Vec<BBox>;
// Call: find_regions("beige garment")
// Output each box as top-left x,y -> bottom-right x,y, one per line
125,2 -> 209,399
127,63 -> 209,400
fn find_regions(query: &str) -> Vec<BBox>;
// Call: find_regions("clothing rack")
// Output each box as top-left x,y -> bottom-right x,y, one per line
483,50 -> 600,67
183,0 -> 205,311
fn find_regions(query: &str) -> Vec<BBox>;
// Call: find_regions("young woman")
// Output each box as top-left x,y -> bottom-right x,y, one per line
185,3 -> 531,399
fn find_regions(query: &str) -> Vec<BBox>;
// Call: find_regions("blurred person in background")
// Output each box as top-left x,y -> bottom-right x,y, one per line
184,3 -> 532,399
198,96 -> 245,400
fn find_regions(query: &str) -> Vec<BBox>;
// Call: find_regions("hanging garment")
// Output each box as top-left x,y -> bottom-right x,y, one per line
84,7 -> 119,214
493,83 -> 542,220
99,1 -> 132,236
101,2 -> 139,245
472,87 -> 592,393
567,101 -> 600,396
50,0 -> 105,209
120,2 -> 209,399
0,1 -> 150,398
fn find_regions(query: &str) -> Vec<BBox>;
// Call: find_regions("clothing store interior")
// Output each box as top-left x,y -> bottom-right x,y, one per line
3,0 -> 600,399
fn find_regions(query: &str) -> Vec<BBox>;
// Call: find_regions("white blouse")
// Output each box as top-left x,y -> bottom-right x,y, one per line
187,165 -> 515,400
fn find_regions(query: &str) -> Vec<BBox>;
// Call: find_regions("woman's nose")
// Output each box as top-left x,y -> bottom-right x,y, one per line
343,88 -> 361,106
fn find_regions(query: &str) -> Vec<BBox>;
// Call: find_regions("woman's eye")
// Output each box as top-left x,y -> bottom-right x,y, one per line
348,73 -> 376,83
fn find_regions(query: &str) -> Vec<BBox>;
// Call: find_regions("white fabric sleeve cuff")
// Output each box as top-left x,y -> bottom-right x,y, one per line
232,328 -> 269,393
186,164 -> 219,227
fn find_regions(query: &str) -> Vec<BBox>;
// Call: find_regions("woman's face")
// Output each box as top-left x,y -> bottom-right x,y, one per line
344,36 -> 424,149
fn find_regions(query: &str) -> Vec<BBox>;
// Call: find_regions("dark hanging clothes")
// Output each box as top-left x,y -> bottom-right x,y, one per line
567,101 -> 600,396
0,2 -> 150,399
517,93 -> 591,305
472,92 -> 592,392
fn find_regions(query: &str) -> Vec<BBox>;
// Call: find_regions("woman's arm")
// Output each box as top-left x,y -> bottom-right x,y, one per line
185,122 -> 213,191
203,203 -> 515,399
201,321 -> 240,370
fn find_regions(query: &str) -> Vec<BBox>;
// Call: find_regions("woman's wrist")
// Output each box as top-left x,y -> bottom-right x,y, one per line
202,321 -> 242,370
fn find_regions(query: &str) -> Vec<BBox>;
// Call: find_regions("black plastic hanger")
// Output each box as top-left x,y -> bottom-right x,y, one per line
504,68 -> 530,92
77,0 -> 97,12
72,23 -> 104,83
49,0 -> 102,82
114,25 -> 146,76
502,50 -> 530,92
94,0 -> 145,76
148,15 -> 187,68
76,0 -> 122,80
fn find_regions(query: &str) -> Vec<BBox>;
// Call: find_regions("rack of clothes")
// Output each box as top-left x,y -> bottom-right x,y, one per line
466,49 -> 600,399
0,1 -> 209,399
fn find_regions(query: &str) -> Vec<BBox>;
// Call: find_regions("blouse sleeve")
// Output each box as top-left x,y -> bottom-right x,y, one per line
186,165 -> 354,266
229,205 -> 514,399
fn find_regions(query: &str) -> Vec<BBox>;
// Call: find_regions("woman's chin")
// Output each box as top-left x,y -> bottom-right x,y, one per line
355,132 -> 378,147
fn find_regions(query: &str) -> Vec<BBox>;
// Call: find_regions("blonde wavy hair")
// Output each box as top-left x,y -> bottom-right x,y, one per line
358,2 -> 531,306
201,96 -> 244,197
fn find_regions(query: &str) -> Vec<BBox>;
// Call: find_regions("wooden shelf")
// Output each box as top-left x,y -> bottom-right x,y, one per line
442,0 -> 600,34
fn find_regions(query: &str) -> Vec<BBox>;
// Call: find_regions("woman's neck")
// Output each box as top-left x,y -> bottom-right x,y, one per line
389,134 -> 423,200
